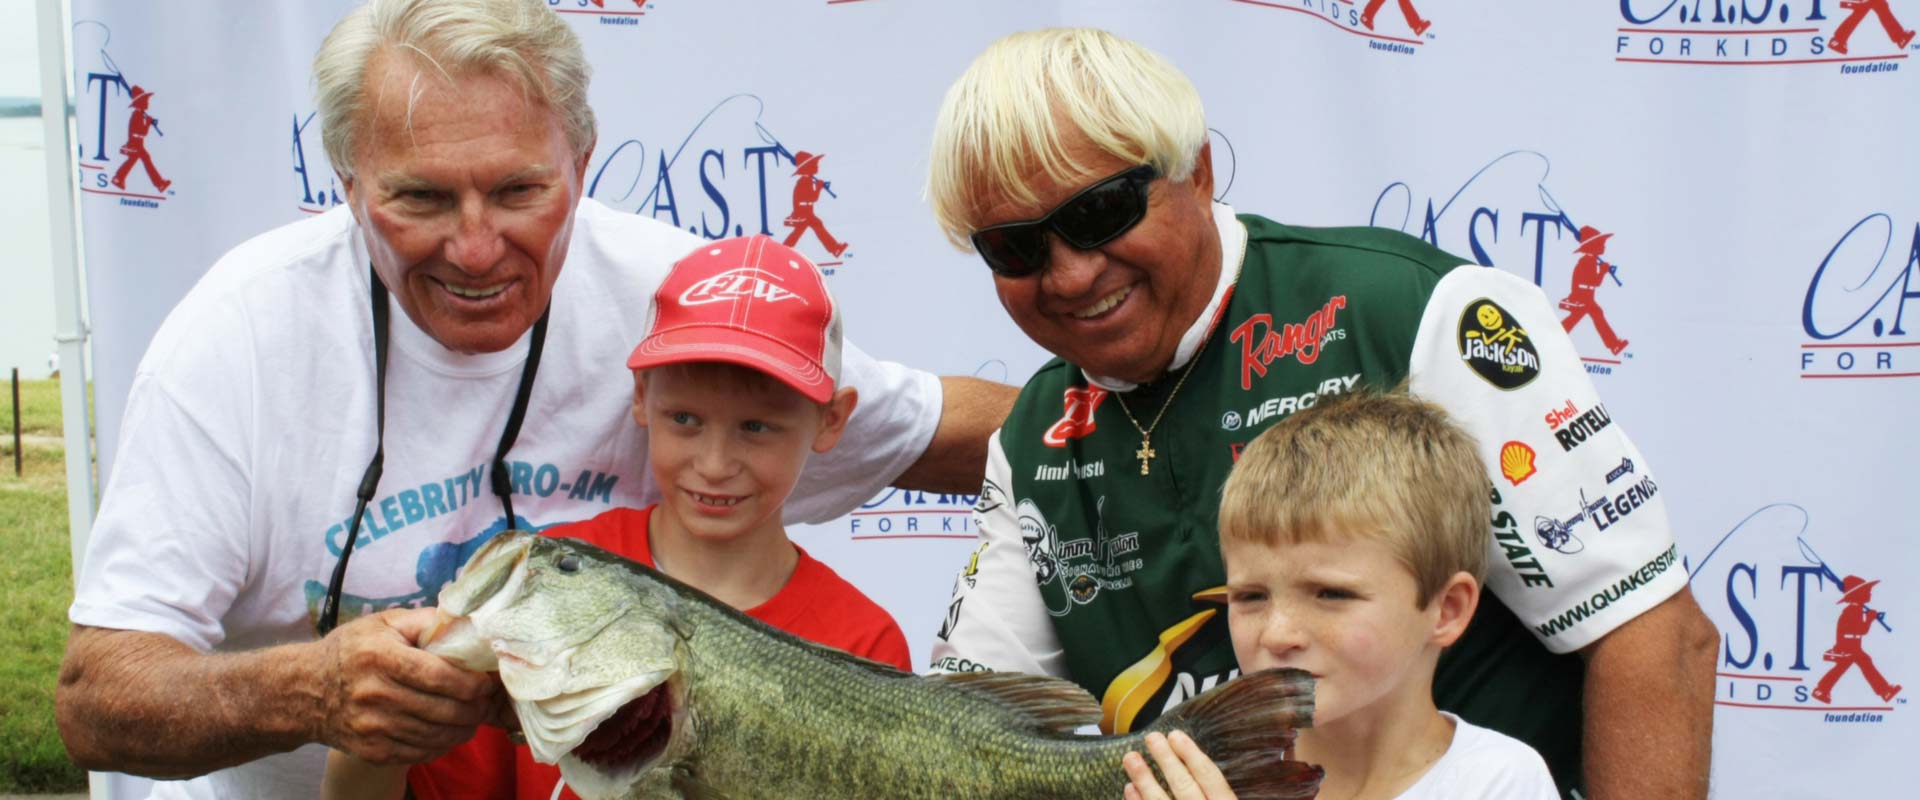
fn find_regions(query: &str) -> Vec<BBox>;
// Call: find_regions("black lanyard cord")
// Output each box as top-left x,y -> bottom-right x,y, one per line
317,266 -> 549,635
490,308 -> 550,529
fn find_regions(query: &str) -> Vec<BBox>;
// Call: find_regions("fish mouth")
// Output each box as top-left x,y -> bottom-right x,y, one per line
422,532 -> 535,667
438,531 -> 535,616
553,671 -> 687,797
570,681 -> 677,771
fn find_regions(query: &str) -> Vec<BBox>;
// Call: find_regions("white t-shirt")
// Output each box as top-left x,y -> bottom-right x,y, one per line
1396,713 -> 1560,799
67,199 -> 941,799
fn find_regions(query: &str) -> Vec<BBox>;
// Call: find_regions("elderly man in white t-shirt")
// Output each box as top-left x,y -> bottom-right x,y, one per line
54,1 -> 1010,797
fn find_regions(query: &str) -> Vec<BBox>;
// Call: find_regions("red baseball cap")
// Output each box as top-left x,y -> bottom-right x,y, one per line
627,235 -> 842,403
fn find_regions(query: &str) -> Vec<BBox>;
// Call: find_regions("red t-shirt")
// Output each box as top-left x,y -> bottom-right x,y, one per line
408,506 -> 911,800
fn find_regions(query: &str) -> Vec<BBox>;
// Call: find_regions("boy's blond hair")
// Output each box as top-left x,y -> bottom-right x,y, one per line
1218,388 -> 1489,606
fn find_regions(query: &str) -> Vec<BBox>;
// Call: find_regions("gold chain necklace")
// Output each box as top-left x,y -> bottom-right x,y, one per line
1112,336 -> 1209,476
1109,222 -> 1246,477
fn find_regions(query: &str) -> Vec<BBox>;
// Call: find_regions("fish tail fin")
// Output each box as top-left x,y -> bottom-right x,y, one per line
1148,667 -> 1322,800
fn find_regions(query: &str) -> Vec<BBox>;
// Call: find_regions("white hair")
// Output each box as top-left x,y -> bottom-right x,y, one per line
313,0 -> 594,178
927,28 -> 1207,249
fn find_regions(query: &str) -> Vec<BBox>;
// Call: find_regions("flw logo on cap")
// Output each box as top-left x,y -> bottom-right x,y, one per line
678,268 -> 809,306
1044,386 -> 1109,448
630,235 -> 842,403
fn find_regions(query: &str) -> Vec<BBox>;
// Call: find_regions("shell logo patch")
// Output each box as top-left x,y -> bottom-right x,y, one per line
1500,441 -> 1538,485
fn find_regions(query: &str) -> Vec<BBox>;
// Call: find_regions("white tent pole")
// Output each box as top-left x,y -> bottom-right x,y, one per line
35,0 -> 104,794
40,0 -> 95,569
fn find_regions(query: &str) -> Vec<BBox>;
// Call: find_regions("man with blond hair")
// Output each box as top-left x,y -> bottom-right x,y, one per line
56,1 -> 1009,796
927,28 -> 1715,799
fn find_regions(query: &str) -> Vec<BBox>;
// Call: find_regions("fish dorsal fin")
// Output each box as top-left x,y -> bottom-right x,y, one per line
821,646 -> 916,678
929,672 -> 1100,734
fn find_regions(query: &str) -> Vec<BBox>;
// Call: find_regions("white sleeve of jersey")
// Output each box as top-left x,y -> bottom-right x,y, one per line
1408,266 -> 1686,654
925,430 -> 1070,677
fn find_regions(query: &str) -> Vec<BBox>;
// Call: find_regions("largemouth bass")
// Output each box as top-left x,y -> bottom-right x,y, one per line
424,530 -> 1322,799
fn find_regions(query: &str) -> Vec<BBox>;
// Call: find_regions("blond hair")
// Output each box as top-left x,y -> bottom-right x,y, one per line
926,28 -> 1207,249
314,0 -> 594,179
1218,389 -> 1490,606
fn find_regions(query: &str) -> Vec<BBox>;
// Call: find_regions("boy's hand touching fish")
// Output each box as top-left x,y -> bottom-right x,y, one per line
1124,731 -> 1237,800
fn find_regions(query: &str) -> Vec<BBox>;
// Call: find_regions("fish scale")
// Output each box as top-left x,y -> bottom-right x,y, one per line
679,614 -> 1156,797
427,531 -> 1321,800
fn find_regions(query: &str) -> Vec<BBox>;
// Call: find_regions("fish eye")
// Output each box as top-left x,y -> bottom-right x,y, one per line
557,554 -> 581,573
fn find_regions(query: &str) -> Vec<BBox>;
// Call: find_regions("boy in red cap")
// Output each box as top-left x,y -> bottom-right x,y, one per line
324,235 -> 908,800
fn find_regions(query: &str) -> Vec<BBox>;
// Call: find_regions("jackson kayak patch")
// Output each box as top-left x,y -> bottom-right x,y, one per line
1457,299 -> 1541,389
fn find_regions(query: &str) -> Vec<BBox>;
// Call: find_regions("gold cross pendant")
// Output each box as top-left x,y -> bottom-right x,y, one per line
1135,439 -> 1157,476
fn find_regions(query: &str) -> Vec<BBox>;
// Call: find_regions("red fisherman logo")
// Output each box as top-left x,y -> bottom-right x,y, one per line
110,84 -> 171,194
1360,0 -> 1431,37
783,150 -> 850,263
1559,225 -> 1630,358
1827,0 -> 1916,54
1813,574 -> 1902,704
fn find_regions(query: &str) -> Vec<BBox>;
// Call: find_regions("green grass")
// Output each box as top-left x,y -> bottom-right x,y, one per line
2,375 -> 68,438
0,378 -> 88,792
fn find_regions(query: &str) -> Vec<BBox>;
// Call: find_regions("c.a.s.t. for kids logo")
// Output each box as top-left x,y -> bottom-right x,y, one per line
1615,0 -> 1916,71
73,21 -> 175,208
588,95 -> 857,272
1373,150 -> 1644,375
1226,0 -> 1437,54
1691,504 -> 1905,722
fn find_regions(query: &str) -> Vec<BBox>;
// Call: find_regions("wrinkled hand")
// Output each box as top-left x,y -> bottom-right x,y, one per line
315,607 -> 504,765
1122,731 -> 1237,800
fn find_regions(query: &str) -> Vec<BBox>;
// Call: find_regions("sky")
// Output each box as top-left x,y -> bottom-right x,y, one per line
0,0 -> 45,98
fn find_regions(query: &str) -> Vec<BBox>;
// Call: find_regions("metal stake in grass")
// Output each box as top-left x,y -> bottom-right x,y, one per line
11,367 -> 20,477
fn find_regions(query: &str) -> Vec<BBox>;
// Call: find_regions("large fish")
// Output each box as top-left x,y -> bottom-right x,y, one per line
423,530 -> 1322,799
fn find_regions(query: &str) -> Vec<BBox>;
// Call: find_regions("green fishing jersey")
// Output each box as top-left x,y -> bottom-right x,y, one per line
931,212 -> 1687,797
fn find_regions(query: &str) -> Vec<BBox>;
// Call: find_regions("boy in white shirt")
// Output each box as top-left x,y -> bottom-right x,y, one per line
1124,390 -> 1559,800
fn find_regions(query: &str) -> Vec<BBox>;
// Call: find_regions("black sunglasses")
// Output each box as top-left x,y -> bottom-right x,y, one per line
970,164 -> 1159,278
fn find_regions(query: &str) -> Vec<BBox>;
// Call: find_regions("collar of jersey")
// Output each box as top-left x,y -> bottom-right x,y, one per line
1082,202 -> 1245,393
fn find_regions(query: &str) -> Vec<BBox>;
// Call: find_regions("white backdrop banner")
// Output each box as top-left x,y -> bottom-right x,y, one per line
70,1 -> 1916,797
